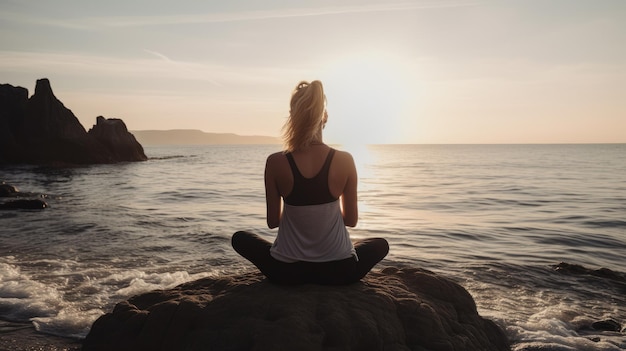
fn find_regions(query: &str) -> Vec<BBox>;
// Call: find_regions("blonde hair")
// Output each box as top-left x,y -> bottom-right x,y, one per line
282,80 -> 326,152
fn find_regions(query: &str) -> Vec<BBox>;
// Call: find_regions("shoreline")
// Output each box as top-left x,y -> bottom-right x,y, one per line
0,320 -> 82,351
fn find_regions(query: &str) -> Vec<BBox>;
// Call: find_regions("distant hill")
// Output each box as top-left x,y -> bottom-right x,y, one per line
132,129 -> 280,145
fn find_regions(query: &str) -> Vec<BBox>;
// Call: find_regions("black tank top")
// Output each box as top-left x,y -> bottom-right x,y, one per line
284,148 -> 337,206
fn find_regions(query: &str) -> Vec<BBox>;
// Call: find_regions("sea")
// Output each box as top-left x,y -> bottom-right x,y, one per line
1,143 -> 625,350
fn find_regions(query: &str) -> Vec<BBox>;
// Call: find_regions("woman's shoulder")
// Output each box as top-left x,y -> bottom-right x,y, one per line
331,148 -> 355,163
267,151 -> 286,160
266,151 -> 289,168
330,148 -> 356,175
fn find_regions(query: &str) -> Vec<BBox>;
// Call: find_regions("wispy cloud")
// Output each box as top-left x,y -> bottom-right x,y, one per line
96,2 -> 479,27
143,49 -> 174,63
117,2 -> 476,27
0,50 -> 308,87
1,1 -> 479,29
0,10 -> 91,30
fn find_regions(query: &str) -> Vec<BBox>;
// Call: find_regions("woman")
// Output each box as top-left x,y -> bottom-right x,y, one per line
232,80 -> 388,285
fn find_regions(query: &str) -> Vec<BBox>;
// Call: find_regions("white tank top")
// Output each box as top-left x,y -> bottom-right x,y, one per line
270,200 -> 356,263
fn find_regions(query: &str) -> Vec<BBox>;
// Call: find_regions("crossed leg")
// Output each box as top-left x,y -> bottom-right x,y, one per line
231,231 -> 388,285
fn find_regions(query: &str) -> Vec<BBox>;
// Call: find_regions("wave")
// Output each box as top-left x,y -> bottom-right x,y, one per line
0,258 -> 218,339
459,261 -> 626,351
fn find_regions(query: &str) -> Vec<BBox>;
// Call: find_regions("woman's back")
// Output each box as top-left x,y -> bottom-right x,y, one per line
265,144 -> 358,228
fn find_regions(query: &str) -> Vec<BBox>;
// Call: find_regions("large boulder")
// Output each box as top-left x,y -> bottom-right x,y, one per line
0,78 -> 147,165
88,116 -> 147,162
83,267 -> 510,351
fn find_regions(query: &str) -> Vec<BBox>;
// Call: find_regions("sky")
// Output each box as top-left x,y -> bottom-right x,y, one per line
1,0 -> 624,145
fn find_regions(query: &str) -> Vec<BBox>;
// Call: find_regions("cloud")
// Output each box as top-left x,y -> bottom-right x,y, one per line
0,50 -> 221,90
1,1 -> 479,29
143,49 -> 174,63
0,50 -> 308,88
0,11 -> 91,30
99,2 -> 478,27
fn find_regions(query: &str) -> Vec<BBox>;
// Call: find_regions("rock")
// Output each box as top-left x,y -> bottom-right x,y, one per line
0,182 -> 48,209
0,182 -> 19,197
24,78 -> 89,142
555,262 -> 626,283
0,78 -> 147,165
20,78 -> 110,164
0,199 -> 48,210
88,116 -> 147,162
83,267 -> 510,351
0,182 -> 44,198
591,319 -> 622,332
0,84 -> 29,163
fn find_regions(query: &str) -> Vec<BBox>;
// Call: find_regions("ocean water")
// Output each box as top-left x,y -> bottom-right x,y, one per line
1,144 -> 625,350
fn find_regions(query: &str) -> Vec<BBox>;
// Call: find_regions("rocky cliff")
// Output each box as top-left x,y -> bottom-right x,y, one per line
0,78 -> 147,165
83,267 -> 510,351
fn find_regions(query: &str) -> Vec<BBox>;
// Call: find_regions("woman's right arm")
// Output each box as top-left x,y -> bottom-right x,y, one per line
265,153 -> 283,229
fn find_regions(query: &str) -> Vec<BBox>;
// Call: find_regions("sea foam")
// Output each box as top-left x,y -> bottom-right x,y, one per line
1,257 -> 216,338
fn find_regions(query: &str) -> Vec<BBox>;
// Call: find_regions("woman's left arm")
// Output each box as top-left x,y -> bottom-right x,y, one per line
340,152 -> 358,227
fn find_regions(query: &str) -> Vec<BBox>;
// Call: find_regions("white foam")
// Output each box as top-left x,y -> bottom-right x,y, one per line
32,307 -> 104,339
1,257 -> 218,339
109,270 -> 210,298
0,262 -> 64,320
509,304 -> 625,351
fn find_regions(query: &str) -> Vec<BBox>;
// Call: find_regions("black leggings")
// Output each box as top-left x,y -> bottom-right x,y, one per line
231,231 -> 389,285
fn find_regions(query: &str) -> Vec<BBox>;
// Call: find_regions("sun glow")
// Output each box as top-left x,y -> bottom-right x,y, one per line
320,52 -> 415,146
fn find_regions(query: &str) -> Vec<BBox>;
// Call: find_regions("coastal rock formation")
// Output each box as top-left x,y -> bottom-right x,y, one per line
83,267 -> 510,351
89,116 -> 146,162
0,78 -> 147,165
0,83 -> 28,155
